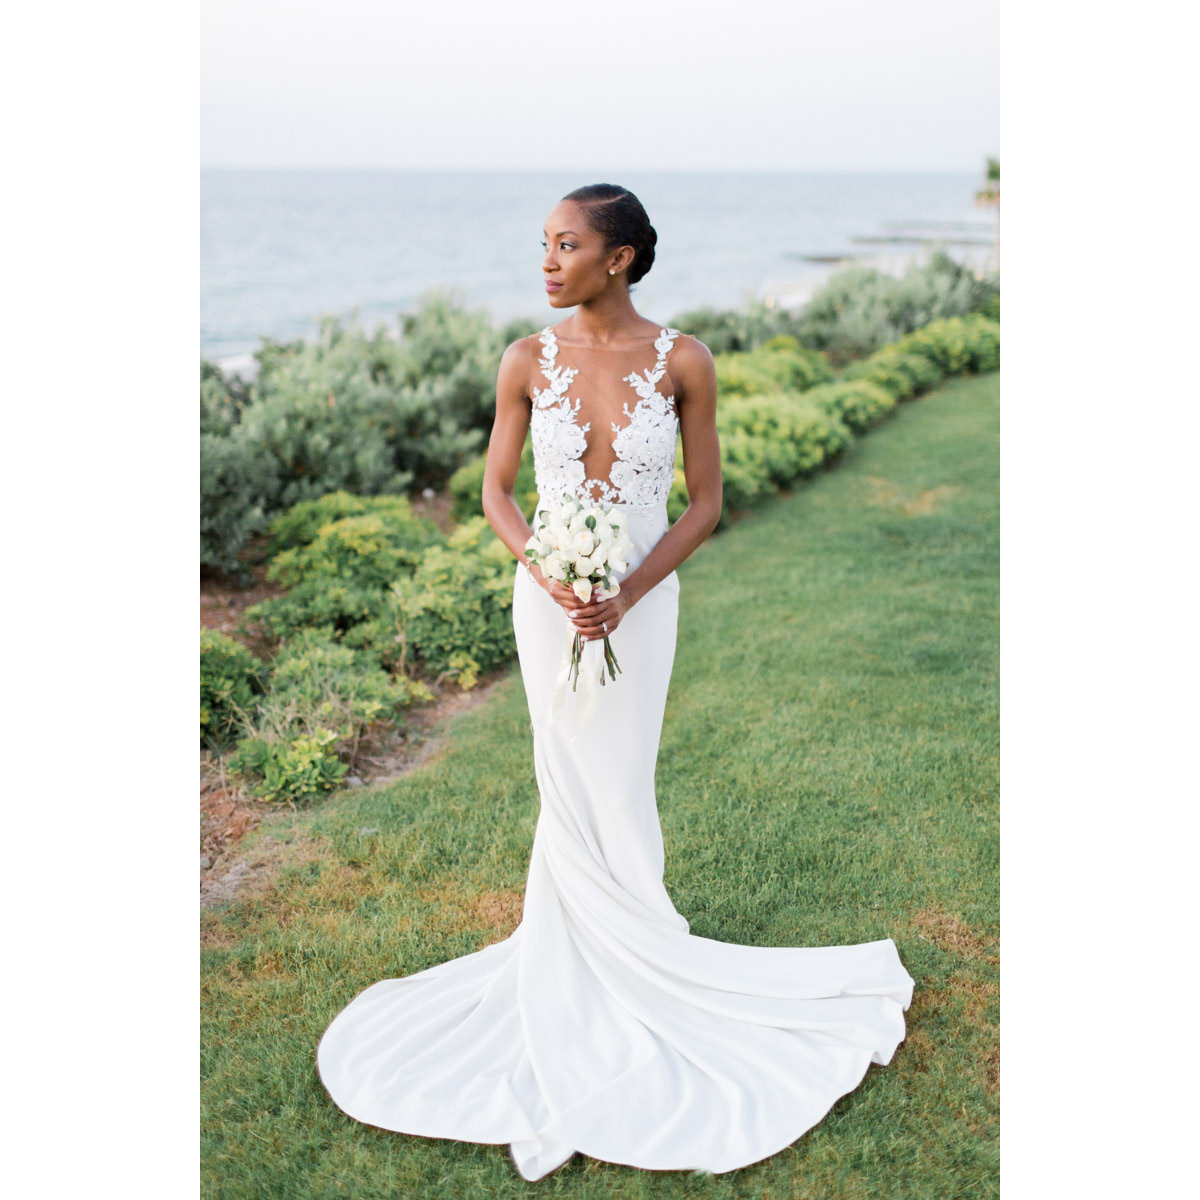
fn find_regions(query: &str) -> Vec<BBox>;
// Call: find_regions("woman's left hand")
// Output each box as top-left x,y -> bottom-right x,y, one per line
567,587 -> 634,641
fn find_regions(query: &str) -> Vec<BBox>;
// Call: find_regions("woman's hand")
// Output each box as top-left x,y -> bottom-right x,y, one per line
565,587 -> 634,642
535,568 -> 633,640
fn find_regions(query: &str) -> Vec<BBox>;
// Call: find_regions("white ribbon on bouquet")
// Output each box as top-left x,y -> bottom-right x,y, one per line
549,583 -> 620,728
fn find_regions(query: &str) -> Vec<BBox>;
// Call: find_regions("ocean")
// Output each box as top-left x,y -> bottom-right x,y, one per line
201,169 -> 998,373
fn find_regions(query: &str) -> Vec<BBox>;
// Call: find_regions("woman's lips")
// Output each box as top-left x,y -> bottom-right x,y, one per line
544,280 -> 563,292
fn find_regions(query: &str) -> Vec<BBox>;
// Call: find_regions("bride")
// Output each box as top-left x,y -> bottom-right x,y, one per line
316,183 -> 915,1181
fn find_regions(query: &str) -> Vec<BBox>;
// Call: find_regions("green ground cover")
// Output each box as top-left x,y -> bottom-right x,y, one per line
201,371 -> 999,1200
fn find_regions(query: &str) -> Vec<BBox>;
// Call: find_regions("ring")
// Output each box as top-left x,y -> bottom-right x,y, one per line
602,621 -> 608,632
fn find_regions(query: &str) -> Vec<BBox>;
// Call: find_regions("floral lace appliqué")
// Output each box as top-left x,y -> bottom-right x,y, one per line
530,326 -> 680,507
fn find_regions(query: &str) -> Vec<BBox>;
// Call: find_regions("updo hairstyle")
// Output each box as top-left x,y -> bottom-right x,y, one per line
562,184 -> 658,285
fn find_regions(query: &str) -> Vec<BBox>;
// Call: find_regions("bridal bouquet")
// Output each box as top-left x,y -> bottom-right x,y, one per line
524,496 -> 632,696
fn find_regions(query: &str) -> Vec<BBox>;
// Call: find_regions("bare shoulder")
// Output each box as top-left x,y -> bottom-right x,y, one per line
666,332 -> 716,404
667,331 -> 714,369
500,330 -> 544,367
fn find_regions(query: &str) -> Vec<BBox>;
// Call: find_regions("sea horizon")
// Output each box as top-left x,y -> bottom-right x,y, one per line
202,167 -> 998,374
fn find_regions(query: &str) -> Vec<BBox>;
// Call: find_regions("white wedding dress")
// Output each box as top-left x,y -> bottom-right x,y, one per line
316,325 -> 915,1180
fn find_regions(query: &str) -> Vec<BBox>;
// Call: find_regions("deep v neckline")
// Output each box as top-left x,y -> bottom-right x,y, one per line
529,325 -> 682,507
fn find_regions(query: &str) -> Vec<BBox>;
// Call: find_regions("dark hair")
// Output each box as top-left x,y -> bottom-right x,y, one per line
562,183 -> 657,285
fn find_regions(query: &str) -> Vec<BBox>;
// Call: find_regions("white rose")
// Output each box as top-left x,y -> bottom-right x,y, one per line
572,577 -> 592,604
544,550 -> 568,581
593,521 -> 614,549
573,554 -> 593,577
573,529 -> 596,558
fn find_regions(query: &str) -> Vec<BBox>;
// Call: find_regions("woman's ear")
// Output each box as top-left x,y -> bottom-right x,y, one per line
609,245 -> 636,275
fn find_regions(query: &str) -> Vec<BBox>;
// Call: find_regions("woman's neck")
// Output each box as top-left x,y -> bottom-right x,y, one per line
564,289 -> 655,347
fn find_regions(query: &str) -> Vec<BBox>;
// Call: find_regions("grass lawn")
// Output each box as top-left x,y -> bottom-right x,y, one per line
201,372 -> 999,1200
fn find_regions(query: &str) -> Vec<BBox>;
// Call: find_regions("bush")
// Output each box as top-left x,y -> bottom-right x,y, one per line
961,314 -> 1001,372
228,729 -> 347,805
391,518 -> 517,687
804,381 -> 898,434
392,289 -> 508,434
266,506 -> 440,590
228,630 -> 430,803
796,251 -> 985,365
448,443 -> 539,522
667,299 -> 804,355
842,350 -> 946,400
200,630 -> 262,747
715,429 -> 776,514
266,491 -> 433,555
243,500 -> 443,646
200,360 -> 252,438
717,394 -> 851,485
226,300 -> 500,521
892,315 -> 1000,376
200,430 -> 280,579
753,337 -> 836,391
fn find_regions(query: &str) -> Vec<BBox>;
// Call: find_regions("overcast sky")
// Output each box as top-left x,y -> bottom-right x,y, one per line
201,0 -> 999,171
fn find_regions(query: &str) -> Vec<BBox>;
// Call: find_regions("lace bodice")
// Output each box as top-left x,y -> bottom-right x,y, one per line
530,325 -> 681,508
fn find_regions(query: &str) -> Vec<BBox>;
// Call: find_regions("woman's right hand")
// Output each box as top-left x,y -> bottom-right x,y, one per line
533,566 -> 580,614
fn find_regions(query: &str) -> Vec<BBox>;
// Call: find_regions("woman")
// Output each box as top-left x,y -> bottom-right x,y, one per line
317,184 -> 915,1181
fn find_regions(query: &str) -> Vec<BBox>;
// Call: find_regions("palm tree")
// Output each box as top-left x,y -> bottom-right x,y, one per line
974,157 -> 1000,268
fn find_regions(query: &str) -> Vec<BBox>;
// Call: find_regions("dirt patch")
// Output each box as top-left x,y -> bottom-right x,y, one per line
409,488 -> 459,536
418,881 -> 525,943
199,673 -> 508,907
910,905 -> 998,963
904,971 -> 999,1098
200,556 -> 282,659
865,476 -> 959,517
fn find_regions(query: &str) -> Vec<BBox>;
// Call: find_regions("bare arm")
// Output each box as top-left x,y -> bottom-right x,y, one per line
569,335 -> 722,640
481,338 -> 537,563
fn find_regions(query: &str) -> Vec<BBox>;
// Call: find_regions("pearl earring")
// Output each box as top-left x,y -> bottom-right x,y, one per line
608,269 -> 615,275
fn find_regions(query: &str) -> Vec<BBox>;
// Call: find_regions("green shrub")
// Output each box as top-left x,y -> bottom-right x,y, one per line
392,289 -> 508,434
751,337 -> 835,391
266,491 -> 433,555
391,518 -> 517,687
228,730 -> 347,805
266,507 -> 440,590
200,360 -> 252,438
667,300 -> 804,355
200,630 -> 262,747
796,251 -> 986,364
896,313 -> 1001,376
448,443 -> 539,522
261,630 -> 428,740
715,429 -> 775,514
805,381 -> 897,434
713,354 -> 784,399
228,630 -> 430,803
843,350 -> 947,400
717,394 -> 850,486
200,430 -> 280,579
795,264 -> 903,364
961,314 -> 1001,372
893,315 -> 976,375
243,501 -> 442,646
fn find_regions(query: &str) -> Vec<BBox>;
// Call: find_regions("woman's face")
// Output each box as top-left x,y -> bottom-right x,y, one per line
540,200 -> 624,308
